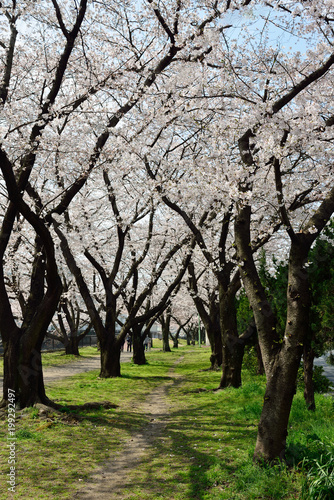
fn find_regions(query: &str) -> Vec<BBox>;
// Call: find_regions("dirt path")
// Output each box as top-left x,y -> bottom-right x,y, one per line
72,358 -> 183,500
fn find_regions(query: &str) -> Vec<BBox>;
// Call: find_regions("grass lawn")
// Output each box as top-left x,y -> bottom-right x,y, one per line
0,346 -> 333,499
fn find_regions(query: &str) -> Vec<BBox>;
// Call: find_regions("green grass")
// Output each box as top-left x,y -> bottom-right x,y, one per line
0,345 -> 333,499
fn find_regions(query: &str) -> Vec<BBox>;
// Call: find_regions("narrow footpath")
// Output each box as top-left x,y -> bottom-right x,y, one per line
72,358 -> 183,500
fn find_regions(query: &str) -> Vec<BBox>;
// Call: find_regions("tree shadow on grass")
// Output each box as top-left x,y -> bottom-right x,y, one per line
120,374 -> 173,382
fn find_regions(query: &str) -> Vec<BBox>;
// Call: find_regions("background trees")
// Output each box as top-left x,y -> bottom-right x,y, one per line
0,0 -> 230,406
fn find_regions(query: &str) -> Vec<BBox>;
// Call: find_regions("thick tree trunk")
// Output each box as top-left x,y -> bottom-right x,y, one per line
218,286 -> 244,388
1,264 -> 62,409
211,325 -> 223,369
162,325 -> 171,352
219,341 -> 244,388
253,349 -> 302,462
205,312 -> 222,370
234,204 -> 315,462
210,350 -> 222,370
252,242 -> 310,461
132,326 -> 146,365
65,335 -> 81,356
99,337 -> 121,377
303,340 -> 315,411
2,333 -> 51,409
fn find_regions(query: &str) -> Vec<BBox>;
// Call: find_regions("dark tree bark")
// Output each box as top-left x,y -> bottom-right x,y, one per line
0,237 -> 62,409
99,336 -> 121,377
160,309 -> 172,352
132,324 -> 146,365
65,337 -> 80,356
188,263 -> 222,369
209,321 -> 223,369
256,341 -> 265,375
303,337 -> 316,411
218,284 -> 244,388
3,333 -> 52,409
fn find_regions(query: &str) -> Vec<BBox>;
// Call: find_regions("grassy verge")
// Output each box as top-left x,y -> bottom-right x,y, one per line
0,346 -> 333,499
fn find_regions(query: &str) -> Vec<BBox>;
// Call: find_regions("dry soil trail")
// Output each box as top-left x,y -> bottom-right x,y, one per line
72,358 -> 183,500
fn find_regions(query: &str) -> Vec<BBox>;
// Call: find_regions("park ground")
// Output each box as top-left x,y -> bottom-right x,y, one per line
0,344 -> 334,499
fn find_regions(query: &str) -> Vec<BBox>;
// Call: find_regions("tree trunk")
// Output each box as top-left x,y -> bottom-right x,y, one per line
219,341 -> 244,388
202,309 -> 222,370
2,333 -> 51,409
162,325 -> 171,352
132,326 -> 146,365
253,349 -> 301,462
234,204 -> 313,462
303,340 -> 315,411
1,258 -> 62,409
160,311 -> 172,352
209,321 -> 223,370
65,335 -> 81,356
99,337 -> 121,377
218,285 -> 244,388
256,341 -> 265,375
252,242 -> 309,461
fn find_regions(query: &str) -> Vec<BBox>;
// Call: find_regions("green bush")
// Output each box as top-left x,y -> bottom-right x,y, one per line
326,352 -> 334,366
297,364 -> 332,394
242,346 -> 259,374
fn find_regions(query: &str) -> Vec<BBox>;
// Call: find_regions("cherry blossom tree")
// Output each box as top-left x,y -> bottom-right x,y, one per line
48,276 -> 92,356
54,166 -> 196,375
0,0 -> 87,408
0,0 -> 240,407
225,5 -> 334,462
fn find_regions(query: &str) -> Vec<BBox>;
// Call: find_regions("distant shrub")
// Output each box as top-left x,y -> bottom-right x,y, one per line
297,364 -> 332,394
242,346 -> 258,374
326,352 -> 334,366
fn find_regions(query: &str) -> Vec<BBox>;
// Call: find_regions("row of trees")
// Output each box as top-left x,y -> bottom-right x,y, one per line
0,0 -> 333,463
